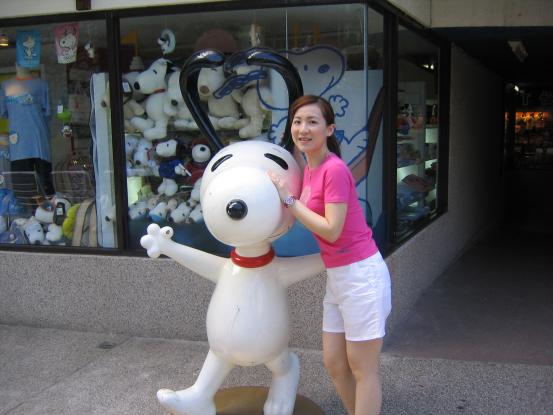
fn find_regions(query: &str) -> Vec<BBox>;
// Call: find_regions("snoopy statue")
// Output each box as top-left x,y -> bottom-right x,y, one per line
140,48 -> 325,415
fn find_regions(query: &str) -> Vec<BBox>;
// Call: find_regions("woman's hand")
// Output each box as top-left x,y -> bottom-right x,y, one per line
267,170 -> 292,202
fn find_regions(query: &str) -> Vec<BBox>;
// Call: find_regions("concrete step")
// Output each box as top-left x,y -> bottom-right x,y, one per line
1,324 -> 552,415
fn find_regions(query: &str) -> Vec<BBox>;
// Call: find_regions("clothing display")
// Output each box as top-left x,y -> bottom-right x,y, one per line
0,77 -> 51,162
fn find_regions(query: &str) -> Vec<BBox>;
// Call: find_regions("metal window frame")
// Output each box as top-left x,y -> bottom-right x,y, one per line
383,13 -> 451,253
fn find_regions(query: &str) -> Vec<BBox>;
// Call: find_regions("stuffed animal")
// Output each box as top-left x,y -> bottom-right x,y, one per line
125,134 -> 140,174
133,138 -> 157,176
158,29 -> 176,55
187,203 -> 203,224
168,199 -> 196,224
128,200 -> 150,221
35,201 -> 55,224
0,189 -> 23,217
141,140 -> 324,415
101,73 -> 145,133
99,195 -> 116,224
197,66 -> 243,130
46,223 -> 64,244
148,198 -> 177,223
24,217 -> 46,245
155,139 -> 188,196
184,143 -> 211,184
164,69 -> 198,131
131,58 -> 172,140
229,65 -> 273,138
62,204 -> 80,239
35,197 -> 71,224
0,219 -> 27,244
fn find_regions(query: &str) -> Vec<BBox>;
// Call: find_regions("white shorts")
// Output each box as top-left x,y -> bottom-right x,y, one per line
323,251 -> 392,341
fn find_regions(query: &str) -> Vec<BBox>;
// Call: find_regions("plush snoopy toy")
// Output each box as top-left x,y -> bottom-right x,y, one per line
131,58 -> 172,140
140,48 -> 324,415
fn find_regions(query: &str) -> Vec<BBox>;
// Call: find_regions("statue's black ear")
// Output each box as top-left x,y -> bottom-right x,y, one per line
243,48 -> 303,149
180,49 -> 226,151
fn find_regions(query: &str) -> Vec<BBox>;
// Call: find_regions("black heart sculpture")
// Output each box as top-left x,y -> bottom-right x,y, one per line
179,47 -> 303,151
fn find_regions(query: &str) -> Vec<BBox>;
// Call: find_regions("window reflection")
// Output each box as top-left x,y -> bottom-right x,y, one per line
0,20 -> 117,247
396,25 -> 440,241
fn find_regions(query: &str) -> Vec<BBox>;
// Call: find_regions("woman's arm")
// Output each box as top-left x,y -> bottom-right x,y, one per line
290,199 -> 347,243
268,171 -> 347,243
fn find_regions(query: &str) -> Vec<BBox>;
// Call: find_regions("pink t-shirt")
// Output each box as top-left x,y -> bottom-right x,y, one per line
300,153 -> 378,268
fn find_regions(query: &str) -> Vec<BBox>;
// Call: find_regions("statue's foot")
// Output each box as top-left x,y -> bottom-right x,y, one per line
264,352 -> 300,415
157,388 -> 216,415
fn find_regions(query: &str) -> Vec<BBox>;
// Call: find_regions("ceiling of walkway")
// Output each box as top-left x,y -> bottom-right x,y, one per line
434,26 -> 553,88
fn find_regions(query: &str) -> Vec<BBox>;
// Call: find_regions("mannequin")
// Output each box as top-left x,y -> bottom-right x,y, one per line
0,63 -> 54,197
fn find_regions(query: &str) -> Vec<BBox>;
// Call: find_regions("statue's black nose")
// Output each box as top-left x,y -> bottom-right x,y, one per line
226,199 -> 247,220
134,81 -> 140,90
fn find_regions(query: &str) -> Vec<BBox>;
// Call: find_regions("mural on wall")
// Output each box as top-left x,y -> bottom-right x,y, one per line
259,45 -> 384,254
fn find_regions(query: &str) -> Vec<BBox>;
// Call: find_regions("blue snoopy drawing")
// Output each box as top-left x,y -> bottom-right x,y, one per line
207,45 -> 385,255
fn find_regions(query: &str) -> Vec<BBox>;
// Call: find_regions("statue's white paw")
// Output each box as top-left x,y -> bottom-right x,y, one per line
157,388 -> 216,415
140,224 -> 173,258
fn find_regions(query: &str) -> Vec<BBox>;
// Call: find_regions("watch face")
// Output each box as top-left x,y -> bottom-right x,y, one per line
285,195 -> 295,207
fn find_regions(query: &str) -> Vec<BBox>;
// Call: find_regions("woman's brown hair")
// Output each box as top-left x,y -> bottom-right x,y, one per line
284,95 -> 342,158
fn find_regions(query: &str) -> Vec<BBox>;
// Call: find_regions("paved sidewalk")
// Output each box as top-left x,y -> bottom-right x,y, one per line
1,324 -> 552,414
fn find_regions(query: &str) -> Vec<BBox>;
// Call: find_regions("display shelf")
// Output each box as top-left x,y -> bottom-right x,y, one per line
396,80 -> 440,242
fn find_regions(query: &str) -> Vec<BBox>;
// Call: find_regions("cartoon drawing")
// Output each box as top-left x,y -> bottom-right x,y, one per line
55,23 -> 79,64
22,36 -> 36,59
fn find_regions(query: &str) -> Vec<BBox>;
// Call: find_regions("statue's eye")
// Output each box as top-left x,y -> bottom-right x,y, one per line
264,153 -> 288,170
211,154 -> 233,172
318,64 -> 330,74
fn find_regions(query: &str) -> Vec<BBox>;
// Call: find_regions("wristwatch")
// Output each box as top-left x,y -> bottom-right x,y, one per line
283,195 -> 296,208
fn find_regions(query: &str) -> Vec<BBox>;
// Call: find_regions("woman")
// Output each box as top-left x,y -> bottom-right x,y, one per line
269,95 -> 391,415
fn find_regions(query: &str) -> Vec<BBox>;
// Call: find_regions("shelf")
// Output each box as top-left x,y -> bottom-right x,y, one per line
397,160 -> 423,168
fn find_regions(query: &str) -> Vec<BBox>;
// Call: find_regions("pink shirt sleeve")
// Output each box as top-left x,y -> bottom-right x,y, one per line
324,160 -> 350,203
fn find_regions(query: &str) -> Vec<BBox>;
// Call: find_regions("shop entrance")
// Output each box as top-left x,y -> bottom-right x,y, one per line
385,26 -> 553,364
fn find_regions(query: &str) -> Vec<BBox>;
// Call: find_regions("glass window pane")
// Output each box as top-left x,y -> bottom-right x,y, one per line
0,20 -> 117,248
120,4 -> 379,256
396,24 -> 440,242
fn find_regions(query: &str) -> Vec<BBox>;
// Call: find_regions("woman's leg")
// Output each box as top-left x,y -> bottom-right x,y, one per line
323,332 -> 356,415
346,337 -> 383,415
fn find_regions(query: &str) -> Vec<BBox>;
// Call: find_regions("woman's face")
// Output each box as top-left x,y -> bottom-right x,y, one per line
291,103 -> 335,156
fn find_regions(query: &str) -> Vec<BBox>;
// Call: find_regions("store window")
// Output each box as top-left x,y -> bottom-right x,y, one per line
395,24 -> 440,242
120,4 -> 385,255
506,85 -> 553,170
0,19 -> 118,248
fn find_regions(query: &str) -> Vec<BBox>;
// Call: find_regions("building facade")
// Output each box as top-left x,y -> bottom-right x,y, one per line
0,0 -> 508,349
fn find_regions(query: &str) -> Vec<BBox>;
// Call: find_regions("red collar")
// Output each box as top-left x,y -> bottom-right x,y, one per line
231,248 -> 275,268
153,88 -> 165,94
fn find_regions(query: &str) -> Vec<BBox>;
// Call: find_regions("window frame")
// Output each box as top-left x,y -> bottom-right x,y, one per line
0,0 -> 450,256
